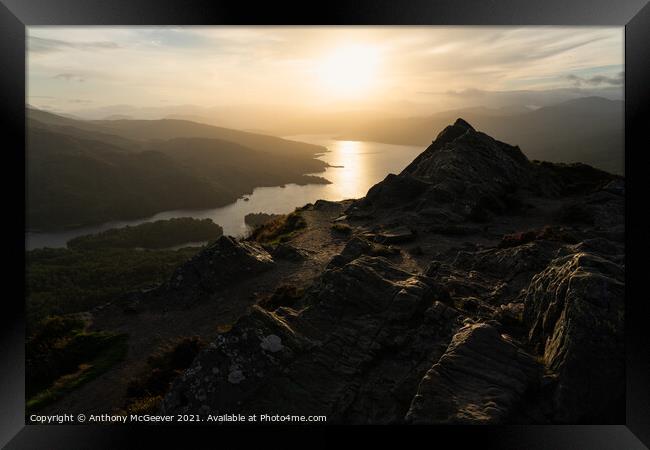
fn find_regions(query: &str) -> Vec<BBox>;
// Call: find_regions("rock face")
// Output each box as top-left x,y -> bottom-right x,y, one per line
270,242 -> 308,261
523,247 -> 625,423
351,119 -> 533,223
159,119 -> 624,424
165,236 -> 274,297
374,225 -> 416,244
406,323 -> 540,424
327,236 -> 399,268
162,255 -> 461,422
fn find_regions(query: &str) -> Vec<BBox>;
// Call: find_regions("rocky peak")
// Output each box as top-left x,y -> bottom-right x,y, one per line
350,120 -> 533,223
453,117 -> 475,130
349,120 -> 619,228
405,119 -> 530,181
429,117 -> 476,147
155,120 -> 624,425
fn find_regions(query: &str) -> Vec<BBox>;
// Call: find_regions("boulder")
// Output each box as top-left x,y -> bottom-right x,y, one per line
374,226 -> 416,244
328,236 -> 399,268
166,236 -> 274,296
271,243 -> 308,261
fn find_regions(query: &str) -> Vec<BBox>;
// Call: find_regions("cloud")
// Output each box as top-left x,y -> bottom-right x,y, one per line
29,36 -> 120,54
516,35 -> 609,63
27,27 -> 623,115
565,72 -> 624,87
442,88 -> 488,98
414,86 -> 623,111
28,95 -> 92,105
53,73 -> 85,82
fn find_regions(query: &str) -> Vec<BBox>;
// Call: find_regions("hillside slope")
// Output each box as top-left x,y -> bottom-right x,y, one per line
27,127 -> 230,230
36,119 -> 624,424
28,108 -> 325,157
27,111 -> 329,230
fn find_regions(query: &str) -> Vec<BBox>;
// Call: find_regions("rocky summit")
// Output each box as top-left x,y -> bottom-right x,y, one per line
154,119 -> 624,424
58,119 -> 624,424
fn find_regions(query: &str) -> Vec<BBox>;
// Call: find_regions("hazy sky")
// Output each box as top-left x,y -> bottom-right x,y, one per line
27,26 -> 623,117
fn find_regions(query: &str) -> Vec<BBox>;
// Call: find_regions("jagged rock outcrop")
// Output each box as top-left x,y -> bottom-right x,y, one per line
118,235 -> 275,311
421,236 -> 624,422
165,236 -> 274,296
350,119 -> 534,223
523,247 -> 625,423
348,118 -> 619,227
270,242 -> 308,261
406,323 -> 540,424
327,236 -> 399,268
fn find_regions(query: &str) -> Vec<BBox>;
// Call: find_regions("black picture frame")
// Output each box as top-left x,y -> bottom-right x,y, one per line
2,1 -> 648,448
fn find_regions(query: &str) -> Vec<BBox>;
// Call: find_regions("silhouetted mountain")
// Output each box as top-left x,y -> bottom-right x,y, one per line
340,97 -> 624,174
27,109 -> 328,230
28,108 -> 325,157
151,137 -> 326,194
28,108 -> 138,149
91,117 -> 325,158
103,114 -> 134,120
27,127 -> 229,230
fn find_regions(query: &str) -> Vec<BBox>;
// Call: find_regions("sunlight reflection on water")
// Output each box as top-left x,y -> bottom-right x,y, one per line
25,136 -> 423,249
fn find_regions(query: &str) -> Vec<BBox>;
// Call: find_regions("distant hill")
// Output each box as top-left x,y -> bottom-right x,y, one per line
103,114 -> 134,120
28,109 -> 145,150
27,109 -> 328,231
27,127 -> 230,230
151,137 -> 327,194
340,97 -> 624,174
91,118 -> 325,159
28,108 -> 325,157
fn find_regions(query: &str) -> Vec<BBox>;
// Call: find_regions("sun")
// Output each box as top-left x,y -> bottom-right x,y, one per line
318,45 -> 380,97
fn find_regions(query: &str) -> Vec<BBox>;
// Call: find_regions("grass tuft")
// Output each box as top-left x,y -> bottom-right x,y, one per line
26,316 -> 128,414
248,211 -> 307,245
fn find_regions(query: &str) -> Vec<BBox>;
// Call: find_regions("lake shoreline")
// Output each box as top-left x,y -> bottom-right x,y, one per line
26,137 -> 423,250
26,173 -> 332,235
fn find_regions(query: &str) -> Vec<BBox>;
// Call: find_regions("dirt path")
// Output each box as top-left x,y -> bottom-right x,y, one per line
40,202 -> 349,415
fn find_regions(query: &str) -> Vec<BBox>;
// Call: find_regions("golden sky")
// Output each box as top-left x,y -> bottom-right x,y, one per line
27,26 -> 623,118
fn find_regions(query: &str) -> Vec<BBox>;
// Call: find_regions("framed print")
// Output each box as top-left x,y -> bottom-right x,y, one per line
1,0 -> 648,448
